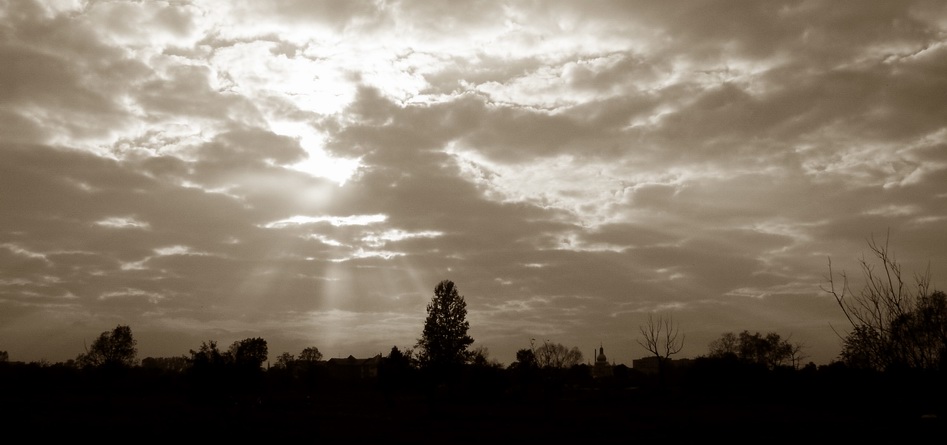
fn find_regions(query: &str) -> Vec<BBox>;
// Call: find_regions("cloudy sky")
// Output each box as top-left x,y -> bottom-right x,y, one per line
2,0 -> 946,366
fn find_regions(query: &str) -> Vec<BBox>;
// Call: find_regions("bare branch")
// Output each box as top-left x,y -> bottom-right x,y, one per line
825,230 -> 941,371
637,313 -> 685,359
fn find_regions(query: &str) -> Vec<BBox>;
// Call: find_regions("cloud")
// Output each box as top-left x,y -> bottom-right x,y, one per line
2,0 -> 946,367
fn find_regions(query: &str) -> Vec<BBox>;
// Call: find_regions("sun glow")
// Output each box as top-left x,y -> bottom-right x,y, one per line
267,120 -> 361,186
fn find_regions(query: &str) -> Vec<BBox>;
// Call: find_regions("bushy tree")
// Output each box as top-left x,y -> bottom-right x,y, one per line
887,290 -> 947,369
299,346 -> 323,362
188,340 -> 225,369
416,280 -> 474,371
76,325 -> 138,368
510,348 -> 538,370
707,332 -> 739,356
708,330 -> 804,370
227,337 -> 268,369
385,345 -> 416,369
824,232 -> 946,371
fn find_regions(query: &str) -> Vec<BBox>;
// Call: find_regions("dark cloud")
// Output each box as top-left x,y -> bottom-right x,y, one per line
136,64 -> 262,123
240,0 -> 384,30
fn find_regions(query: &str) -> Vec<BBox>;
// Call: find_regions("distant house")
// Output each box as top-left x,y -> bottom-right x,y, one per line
325,354 -> 382,380
632,356 -> 694,375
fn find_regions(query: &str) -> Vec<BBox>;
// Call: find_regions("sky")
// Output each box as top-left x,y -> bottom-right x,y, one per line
2,0 -> 946,367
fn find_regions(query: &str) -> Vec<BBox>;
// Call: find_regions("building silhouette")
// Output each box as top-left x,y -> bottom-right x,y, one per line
591,344 -> 614,379
325,354 -> 382,380
632,355 -> 694,374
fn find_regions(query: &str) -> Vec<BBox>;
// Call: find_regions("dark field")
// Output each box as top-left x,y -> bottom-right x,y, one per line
4,378 -> 944,443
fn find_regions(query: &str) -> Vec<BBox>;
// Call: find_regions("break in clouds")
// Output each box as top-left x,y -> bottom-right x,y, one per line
1,0 -> 946,365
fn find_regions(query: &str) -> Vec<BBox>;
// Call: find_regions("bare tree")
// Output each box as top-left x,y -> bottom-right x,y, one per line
787,337 -> 809,369
638,313 -> 685,359
823,231 -> 944,371
637,313 -> 685,379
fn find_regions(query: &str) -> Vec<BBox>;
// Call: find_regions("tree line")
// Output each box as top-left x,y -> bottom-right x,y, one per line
1,235 -> 945,415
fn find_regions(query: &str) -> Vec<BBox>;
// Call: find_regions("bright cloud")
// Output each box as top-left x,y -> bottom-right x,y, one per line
263,214 -> 388,228
95,216 -> 152,229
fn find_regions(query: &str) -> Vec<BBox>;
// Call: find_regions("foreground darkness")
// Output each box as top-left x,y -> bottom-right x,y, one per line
2,359 -> 945,443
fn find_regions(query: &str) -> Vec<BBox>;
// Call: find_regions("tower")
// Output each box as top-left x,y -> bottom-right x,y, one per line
592,343 -> 613,378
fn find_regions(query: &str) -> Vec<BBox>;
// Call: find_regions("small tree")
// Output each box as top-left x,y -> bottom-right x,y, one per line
76,325 -> 138,368
416,280 -> 474,372
274,352 -> 295,370
469,346 -> 501,368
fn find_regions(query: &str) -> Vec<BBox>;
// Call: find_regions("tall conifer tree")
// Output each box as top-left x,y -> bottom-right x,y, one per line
417,280 -> 474,371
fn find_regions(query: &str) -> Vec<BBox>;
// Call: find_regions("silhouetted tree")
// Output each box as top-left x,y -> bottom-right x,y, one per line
0,350 -> 8,363
534,341 -> 583,369
379,346 -> 418,391
637,313 -> 684,381
510,348 -> 538,370
140,356 -> 189,373
186,340 -> 230,399
708,332 -> 739,356
385,345 -> 415,369
465,346 -> 506,399
76,325 -> 138,369
469,346 -> 501,368
416,280 -> 474,372
824,231 -> 946,371
228,337 -> 268,370
708,330 -> 803,370
888,290 -> 947,369
188,340 -> 225,369
299,346 -> 323,362
638,313 -> 685,360
274,352 -> 295,370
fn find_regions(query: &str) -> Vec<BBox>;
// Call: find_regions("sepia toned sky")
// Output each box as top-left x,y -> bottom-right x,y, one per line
2,0 -> 946,366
